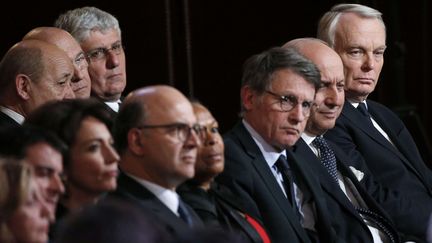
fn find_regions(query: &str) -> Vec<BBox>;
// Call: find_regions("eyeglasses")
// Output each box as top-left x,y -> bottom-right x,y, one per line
73,52 -> 88,71
265,90 -> 314,117
136,122 -> 204,142
86,42 -> 124,62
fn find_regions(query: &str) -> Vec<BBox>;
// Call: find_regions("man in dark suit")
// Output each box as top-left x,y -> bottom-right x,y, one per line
0,39 -> 75,128
217,47 -> 342,243
285,38 -> 403,242
55,7 -> 127,114
318,3 -> 432,240
108,85 -> 203,239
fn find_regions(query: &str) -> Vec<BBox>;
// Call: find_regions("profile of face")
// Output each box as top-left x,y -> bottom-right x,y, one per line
192,103 -> 224,184
59,37 -> 92,99
80,29 -> 126,101
69,116 -> 119,193
305,46 -> 345,135
25,142 -> 65,219
131,88 -> 199,189
8,180 -> 51,243
28,51 -> 75,110
333,12 -> 386,102
242,69 -> 316,150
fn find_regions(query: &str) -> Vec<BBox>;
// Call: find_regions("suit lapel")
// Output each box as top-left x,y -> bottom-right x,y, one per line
293,139 -> 364,223
233,123 -> 310,242
367,102 -> 427,182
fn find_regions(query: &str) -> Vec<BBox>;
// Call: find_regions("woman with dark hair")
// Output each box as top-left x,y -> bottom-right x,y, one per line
25,98 -> 119,220
177,101 -> 270,243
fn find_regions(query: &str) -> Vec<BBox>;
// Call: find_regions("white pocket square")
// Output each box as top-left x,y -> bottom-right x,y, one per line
349,166 -> 364,181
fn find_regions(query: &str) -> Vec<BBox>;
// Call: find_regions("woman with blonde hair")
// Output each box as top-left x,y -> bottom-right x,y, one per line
0,160 -> 51,243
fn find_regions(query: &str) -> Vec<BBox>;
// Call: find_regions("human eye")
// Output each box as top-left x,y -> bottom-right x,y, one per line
87,141 -> 101,152
74,53 -> 86,64
34,165 -> 54,178
210,126 -> 219,133
88,48 -> 105,59
336,80 -> 345,90
301,101 -> 313,109
347,48 -> 364,58
112,43 -> 122,52
374,48 -> 385,58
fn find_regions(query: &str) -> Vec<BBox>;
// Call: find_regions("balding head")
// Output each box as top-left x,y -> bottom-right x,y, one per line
0,39 -> 75,116
114,85 -> 199,189
283,38 -> 345,135
24,27 -> 91,98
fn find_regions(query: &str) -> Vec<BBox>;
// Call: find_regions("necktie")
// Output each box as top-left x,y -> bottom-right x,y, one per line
274,154 -> 296,206
312,136 -> 339,184
356,207 -> 398,243
357,102 -> 370,117
178,199 -> 194,227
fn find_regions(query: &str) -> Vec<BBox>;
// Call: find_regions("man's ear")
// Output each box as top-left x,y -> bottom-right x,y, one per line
15,74 -> 32,100
241,85 -> 255,111
127,128 -> 146,156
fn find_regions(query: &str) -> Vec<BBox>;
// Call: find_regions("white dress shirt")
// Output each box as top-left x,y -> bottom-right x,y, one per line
243,119 -> 316,231
0,106 -> 24,124
126,172 -> 181,216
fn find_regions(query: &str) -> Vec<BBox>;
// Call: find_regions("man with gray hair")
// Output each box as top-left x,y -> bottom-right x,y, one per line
55,7 -> 126,113
319,3 -> 432,240
217,46 -> 342,242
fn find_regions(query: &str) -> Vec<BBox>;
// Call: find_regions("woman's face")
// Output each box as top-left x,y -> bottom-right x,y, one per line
69,116 -> 119,194
193,104 -> 224,182
8,181 -> 51,243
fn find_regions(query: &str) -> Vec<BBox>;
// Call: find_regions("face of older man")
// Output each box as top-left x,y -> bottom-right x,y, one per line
131,87 -> 200,189
333,12 -> 386,102
242,69 -> 316,151
81,29 -> 126,101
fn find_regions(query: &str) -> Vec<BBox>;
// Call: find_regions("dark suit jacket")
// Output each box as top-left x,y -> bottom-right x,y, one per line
178,181 -> 268,243
217,122 -> 340,243
293,138 -> 401,242
106,172 -> 203,239
0,111 -> 20,128
325,100 -> 432,239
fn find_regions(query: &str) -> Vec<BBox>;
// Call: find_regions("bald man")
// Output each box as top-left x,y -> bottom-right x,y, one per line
0,39 -> 74,127
23,27 -> 91,98
107,85 -> 203,239
285,38 -> 403,242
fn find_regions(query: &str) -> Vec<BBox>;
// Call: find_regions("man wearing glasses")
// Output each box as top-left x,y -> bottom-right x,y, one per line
107,85 -> 203,239
217,47 -> 340,243
55,6 -> 126,113
23,27 -> 92,99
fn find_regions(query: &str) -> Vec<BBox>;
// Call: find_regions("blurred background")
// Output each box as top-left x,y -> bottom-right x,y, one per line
2,0 -> 431,163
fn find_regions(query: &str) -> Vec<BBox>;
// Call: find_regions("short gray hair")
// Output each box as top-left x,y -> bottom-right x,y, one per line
54,6 -> 121,44
317,3 -> 385,48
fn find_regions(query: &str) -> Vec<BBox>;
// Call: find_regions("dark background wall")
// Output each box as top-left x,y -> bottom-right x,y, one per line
2,0 -> 431,162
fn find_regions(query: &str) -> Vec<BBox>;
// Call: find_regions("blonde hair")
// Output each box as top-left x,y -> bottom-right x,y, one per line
0,160 -> 32,243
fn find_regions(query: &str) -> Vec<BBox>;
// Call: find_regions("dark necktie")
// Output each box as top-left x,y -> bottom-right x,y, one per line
357,102 -> 370,117
357,102 -> 375,128
356,207 -> 398,243
312,136 -> 339,184
178,199 -> 194,227
274,154 -> 296,206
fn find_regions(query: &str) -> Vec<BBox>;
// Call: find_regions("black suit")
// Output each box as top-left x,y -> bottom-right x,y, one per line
293,138 -> 400,242
106,172 -> 203,238
0,111 -> 20,128
325,100 -> 432,239
178,181 -> 268,243
217,122 -> 339,243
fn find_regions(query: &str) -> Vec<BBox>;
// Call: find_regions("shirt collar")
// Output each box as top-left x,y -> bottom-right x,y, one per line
0,106 -> 24,124
242,119 -> 286,168
125,172 -> 180,215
